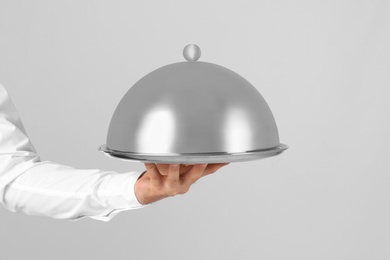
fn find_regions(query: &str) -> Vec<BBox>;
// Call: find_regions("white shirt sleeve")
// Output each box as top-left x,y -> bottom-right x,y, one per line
0,83 -> 147,221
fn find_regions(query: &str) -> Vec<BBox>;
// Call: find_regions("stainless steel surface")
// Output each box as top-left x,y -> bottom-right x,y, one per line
100,45 -> 288,163
183,44 -> 201,62
98,144 -> 288,164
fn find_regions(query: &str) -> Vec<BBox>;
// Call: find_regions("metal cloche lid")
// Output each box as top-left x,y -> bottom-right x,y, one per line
99,44 -> 288,163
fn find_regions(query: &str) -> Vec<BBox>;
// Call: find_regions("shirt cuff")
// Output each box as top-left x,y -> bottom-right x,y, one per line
86,170 -> 149,222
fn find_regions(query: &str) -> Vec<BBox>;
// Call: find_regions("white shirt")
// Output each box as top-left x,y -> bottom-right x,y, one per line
0,83 -> 147,221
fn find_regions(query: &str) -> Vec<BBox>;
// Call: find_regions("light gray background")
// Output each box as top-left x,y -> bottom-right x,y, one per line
1,1 -> 389,259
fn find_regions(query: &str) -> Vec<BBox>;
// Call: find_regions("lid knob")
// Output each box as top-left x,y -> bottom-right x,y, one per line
183,44 -> 201,62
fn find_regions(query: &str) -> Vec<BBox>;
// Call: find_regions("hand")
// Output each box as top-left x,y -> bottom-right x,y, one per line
134,163 -> 229,205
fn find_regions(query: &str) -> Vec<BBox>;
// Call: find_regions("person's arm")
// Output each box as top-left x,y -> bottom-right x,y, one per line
0,83 -> 229,221
0,83 -> 146,221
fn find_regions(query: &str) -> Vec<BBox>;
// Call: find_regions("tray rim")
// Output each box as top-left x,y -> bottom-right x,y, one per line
98,144 -> 288,163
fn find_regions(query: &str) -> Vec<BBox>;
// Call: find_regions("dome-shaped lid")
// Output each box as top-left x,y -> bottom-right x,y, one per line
99,44 -> 287,163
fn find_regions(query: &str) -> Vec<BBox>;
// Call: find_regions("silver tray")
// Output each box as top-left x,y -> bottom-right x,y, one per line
98,144 -> 288,164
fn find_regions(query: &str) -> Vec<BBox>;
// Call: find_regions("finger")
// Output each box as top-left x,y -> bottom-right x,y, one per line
182,164 -> 208,185
203,163 -> 230,176
179,164 -> 194,174
166,164 -> 180,185
156,164 -> 169,176
144,163 -> 161,185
